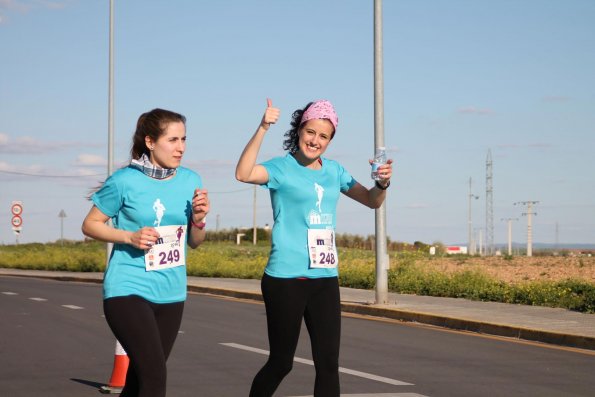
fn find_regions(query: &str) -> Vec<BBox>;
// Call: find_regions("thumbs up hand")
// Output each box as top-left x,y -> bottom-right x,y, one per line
261,98 -> 280,130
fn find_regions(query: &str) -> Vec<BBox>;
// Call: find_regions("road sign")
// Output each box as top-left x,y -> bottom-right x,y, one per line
11,201 -> 23,216
11,216 -> 23,228
11,201 -> 23,233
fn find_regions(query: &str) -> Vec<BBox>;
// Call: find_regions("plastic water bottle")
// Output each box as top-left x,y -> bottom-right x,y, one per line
371,147 -> 387,181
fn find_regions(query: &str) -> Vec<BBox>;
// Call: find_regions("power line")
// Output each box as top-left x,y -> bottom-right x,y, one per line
0,168 -> 253,194
0,170 -> 105,178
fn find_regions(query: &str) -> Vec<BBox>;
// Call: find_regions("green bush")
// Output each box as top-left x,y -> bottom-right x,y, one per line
0,240 -> 105,271
1,241 -> 593,313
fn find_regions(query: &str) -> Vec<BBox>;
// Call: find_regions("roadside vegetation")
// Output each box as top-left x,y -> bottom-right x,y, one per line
0,233 -> 593,313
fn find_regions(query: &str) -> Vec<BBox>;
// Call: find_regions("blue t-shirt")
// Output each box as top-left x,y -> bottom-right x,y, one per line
92,166 -> 202,303
261,154 -> 356,278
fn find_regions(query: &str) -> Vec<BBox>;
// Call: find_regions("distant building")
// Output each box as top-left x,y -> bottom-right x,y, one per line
446,246 -> 468,255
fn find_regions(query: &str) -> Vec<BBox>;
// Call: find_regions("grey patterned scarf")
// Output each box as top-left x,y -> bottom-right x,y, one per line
130,153 -> 176,179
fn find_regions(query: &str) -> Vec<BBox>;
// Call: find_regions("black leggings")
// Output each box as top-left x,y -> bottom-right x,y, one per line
250,274 -> 341,397
103,295 -> 184,397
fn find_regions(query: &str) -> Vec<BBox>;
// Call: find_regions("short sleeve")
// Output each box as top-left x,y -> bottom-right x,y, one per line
261,157 -> 285,190
338,163 -> 357,192
91,174 -> 124,218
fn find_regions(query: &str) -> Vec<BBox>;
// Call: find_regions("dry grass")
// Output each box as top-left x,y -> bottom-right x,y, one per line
411,255 -> 595,284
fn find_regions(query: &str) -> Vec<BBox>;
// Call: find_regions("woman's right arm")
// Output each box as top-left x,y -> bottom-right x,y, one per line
235,100 -> 280,185
81,206 -> 158,250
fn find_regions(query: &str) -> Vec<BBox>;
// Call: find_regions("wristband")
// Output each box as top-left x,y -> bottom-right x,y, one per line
191,219 -> 206,230
375,180 -> 390,190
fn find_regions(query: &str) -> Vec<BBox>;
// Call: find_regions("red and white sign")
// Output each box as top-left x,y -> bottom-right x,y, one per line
11,201 -> 23,232
11,216 -> 22,227
11,202 -> 23,216
446,246 -> 468,255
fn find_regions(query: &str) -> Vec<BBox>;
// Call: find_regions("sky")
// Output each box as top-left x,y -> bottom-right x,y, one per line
1,0 -> 594,247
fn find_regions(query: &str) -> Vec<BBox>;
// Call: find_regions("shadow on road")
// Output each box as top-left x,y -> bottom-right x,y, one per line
70,378 -> 106,389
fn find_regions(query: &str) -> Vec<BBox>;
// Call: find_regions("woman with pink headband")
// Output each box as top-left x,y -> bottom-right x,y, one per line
236,99 -> 392,396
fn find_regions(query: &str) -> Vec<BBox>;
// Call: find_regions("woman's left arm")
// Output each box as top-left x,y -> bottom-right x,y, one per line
343,159 -> 393,209
188,188 -> 210,249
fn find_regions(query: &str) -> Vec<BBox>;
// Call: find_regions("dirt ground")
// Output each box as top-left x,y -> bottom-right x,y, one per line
416,255 -> 595,284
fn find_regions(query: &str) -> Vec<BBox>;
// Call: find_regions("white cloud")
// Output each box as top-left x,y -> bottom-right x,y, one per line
0,133 -> 102,154
0,161 -> 105,179
74,154 -> 106,167
0,0 -> 68,12
0,0 -> 31,13
0,134 -> 55,153
0,160 -> 42,174
74,167 -> 105,176
0,0 -> 68,23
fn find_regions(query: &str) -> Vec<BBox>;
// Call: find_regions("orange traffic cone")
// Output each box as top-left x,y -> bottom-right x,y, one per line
99,340 -> 129,394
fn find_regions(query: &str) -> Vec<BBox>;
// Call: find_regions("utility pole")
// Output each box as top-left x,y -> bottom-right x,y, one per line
106,0 -> 115,262
501,218 -> 518,256
58,210 -> 67,246
485,149 -> 494,255
373,0 -> 389,304
468,177 -> 479,255
514,201 -> 539,257
252,185 -> 257,245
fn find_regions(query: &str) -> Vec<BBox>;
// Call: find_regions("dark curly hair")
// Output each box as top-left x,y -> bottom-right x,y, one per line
282,102 -> 337,153
282,103 -> 312,154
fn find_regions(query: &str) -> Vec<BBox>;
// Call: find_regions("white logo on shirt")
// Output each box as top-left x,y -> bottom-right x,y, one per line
308,183 -> 333,225
314,183 -> 324,212
153,198 -> 166,227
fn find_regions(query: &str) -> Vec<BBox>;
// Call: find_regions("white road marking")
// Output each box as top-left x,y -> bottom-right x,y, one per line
220,343 -> 413,386
2,291 -> 18,295
290,393 -> 428,397
61,305 -> 84,310
29,297 -> 47,301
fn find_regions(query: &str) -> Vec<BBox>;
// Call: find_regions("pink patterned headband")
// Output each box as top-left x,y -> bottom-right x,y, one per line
300,99 -> 338,132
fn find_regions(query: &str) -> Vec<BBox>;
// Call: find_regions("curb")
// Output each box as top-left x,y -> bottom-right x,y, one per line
187,285 -> 263,302
3,271 -> 594,351
339,302 -> 595,351
187,285 -> 595,351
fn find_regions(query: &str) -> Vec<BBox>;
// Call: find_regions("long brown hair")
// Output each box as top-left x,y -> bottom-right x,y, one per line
87,108 -> 186,199
130,108 -> 186,159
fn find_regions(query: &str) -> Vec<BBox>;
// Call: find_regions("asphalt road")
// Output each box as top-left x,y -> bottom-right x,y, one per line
1,276 -> 594,397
